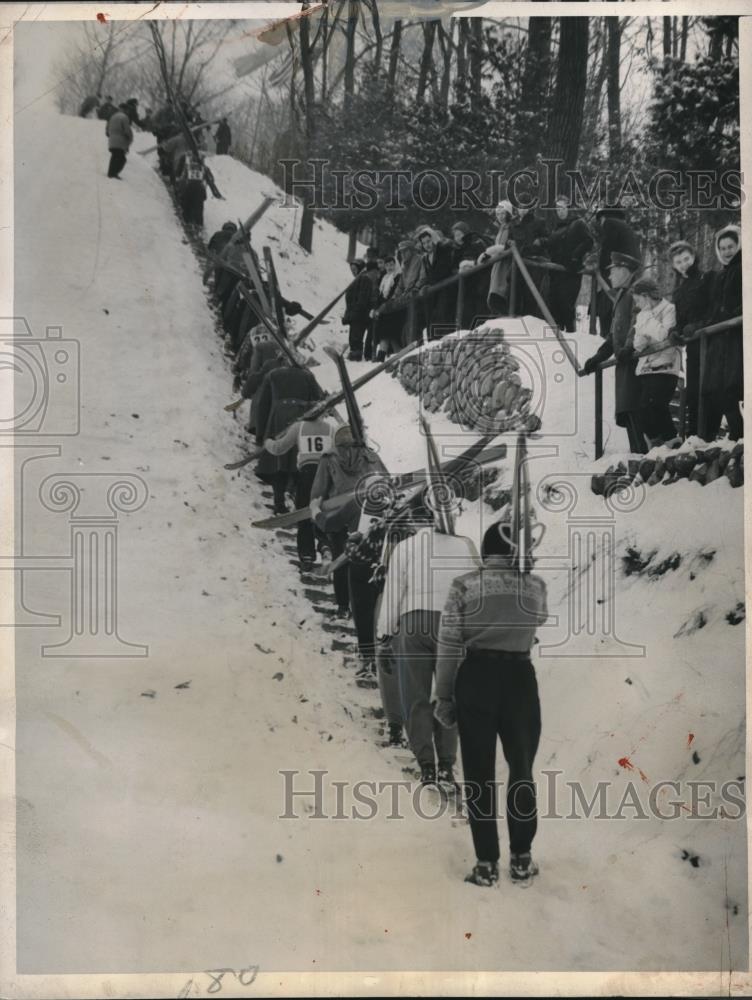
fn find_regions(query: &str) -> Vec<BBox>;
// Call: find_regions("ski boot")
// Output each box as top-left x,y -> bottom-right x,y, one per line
437,764 -> 459,795
381,723 -> 405,749
464,861 -> 499,888
318,546 -> 333,578
355,659 -> 378,689
509,851 -> 539,884
300,556 -> 315,574
419,763 -> 437,787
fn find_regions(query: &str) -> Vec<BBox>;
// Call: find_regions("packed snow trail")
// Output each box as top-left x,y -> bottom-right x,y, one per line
11,110 -> 746,975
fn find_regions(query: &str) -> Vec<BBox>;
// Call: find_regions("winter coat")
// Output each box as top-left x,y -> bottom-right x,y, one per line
633,299 -> 681,376
672,262 -> 710,336
124,104 -> 141,127
343,270 -> 377,325
453,231 -> 488,268
700,229 -> 743,399
510,213 -> 549,259
547,216 -> 594,272
208,227 -> 236,256
106,111 -> 133,152
376,527 -> 480,637
395,254 -> 426,297
422,240 -> 456,286
378,270 -> 400,304
254,365 -> 325,476
264,418 -> 334,470
485,220 -> 513,302
597,217 -> 641,276
215,121 -> 232,151
310,444 -> 388,533
588,282 -> 641,423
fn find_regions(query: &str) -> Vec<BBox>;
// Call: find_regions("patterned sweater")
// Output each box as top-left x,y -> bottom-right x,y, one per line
435,557 -> 548,699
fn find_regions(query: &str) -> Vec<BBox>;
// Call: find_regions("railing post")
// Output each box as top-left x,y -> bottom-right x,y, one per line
595,366 -> 604,460
589,272 -> 598,336
455,271 -> 465,331
697,332 -> 708,439
509,258 -> 517,317
407,296 -> 419,347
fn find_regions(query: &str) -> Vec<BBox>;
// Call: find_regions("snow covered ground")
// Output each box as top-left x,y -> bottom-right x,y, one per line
8,109 -> 747,981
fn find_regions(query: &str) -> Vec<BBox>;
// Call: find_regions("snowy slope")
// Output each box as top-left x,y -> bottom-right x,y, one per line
11,110 -> 746,977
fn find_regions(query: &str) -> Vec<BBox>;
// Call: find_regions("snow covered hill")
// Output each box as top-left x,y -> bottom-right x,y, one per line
11,109 -> 746,978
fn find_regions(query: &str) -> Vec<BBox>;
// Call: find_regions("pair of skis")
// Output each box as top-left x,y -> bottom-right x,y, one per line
499,431 -> 545,574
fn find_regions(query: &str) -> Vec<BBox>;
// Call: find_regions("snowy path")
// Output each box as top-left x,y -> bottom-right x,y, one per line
11,112 -> 746,976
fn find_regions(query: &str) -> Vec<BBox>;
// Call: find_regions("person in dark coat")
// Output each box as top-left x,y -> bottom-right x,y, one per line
79,93 -> 100,118
175,153 -> 207,226
254,359 -> 325,514
124,98 -> 142,127
344,259 -> 376,361
361,257 -> 383,361
215,117 -> 232,155
666,240 -> 710,438
105,103 -> 133,180
509,205 -> 549,318
97,96 -> 116,121
451,221 -> 488,271
591,206 -> 642,337
547,197 -> 594,332
416,225 -> 456,336
581,251 -> 646,453
689,225 -> 743,442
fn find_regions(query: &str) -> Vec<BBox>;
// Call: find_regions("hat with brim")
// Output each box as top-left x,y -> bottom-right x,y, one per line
608,251 -> 641,272
397,240 -> 416,252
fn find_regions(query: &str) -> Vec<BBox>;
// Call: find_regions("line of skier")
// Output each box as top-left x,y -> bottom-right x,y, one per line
205,219 -> 551,888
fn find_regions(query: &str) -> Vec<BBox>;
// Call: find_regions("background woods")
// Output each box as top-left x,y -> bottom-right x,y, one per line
57,6 -> 740,274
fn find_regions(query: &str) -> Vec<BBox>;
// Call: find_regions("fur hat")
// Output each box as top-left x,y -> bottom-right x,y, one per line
451,221 -> 470,236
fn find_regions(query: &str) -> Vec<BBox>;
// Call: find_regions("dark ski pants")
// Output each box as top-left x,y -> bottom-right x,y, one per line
328,530 -> 349,610
455,650 -> 541,863
620,412 -> 647,454
393,610 -> 457,769
637,374 -> 678,443
348,560 -> 379,663
107,149 -> 127,178
549,272 -> 582,332
684,341 -> 700,438
701,389 -> 744,442
268,472 -> 288,510
376,638 -> 403,727
295,463 -> 323,563
348,320 -> 368,357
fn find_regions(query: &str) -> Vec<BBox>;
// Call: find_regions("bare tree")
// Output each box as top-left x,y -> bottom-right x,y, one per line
548,17 -> 589,174
607,18 -> 622,161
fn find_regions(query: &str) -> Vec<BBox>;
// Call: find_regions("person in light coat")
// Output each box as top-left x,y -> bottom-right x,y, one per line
631,276 -> 682,447
105,103 -> 133,179
376,505 -> 480,787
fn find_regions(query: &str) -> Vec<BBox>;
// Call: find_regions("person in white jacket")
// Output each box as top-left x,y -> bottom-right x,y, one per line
376,506 -> 480,787
631,276 -> 682,447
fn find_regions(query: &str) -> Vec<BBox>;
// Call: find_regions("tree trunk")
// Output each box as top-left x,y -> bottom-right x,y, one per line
297,11 -> 316,252
548,17 -> 589,174
582,18 -> 608,160
417,20 -> 438,104
344,0 -> 358,113
387,18 -> 402,93
606,17 -> 621,163
455,18 -> 467,102
680,15 -> 689,61
662,15 -> 672,59
368,0 -> 383,76
518,14 -> 552,161
437,22 -> 454,114
468,18 -> 483,107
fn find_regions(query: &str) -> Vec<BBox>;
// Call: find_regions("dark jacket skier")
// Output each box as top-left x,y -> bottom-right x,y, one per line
79,94 -> 100,118
97,97 -> 116,121
344,259 -> 376,361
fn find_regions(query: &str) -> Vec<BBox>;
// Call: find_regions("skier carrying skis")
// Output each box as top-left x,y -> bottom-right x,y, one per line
263,415 -> 335,573
254,357 -> 325,514
377,502 -> 480,788
434,520 -> 548,887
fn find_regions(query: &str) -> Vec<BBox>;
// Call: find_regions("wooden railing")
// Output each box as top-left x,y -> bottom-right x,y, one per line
590,315 -> 743,459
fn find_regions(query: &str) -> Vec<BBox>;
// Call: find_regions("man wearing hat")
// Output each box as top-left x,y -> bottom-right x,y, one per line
582,251 -> 646,453
343,258 -> 377,361
451,221 -> 488,270
591,205 -> 642,337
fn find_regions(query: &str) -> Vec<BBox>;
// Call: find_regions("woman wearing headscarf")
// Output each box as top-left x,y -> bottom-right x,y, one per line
482,200 -> 514,315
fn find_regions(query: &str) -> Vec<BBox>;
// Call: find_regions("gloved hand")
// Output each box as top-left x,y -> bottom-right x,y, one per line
458,259 -> 475,272
434,697 -> 457,729
581,356 -> 598,376
616,345 -> 635,363
308,497 -> 322,525
284,300 -> 303,316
